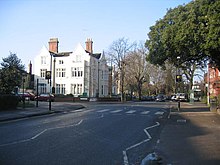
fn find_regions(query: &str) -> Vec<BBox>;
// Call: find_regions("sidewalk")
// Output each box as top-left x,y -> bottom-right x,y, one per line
156,102 -> 220,165
0,102 -> 85,122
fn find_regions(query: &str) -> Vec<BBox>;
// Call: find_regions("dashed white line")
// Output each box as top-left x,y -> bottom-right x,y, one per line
110,109 -> 123,113
126,110 -> 136,114
97,109 -> 110,113
155,111 -> 164,115
141,111 -> 150,115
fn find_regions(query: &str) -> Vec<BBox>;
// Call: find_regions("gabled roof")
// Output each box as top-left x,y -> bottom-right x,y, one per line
74,43 -> 87,55
39,45 -> 50,56
85,50 -> 101,59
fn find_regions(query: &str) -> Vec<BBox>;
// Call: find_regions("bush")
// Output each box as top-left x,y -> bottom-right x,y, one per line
0,94 -> 19,110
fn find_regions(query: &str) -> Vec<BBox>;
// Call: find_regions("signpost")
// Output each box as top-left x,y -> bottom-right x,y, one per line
45,70 -> 51,110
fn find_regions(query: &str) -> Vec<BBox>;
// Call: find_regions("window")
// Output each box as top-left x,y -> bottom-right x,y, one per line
41,56 -> 46,65
39,83 -> 47,93
40,69 -> 47,78
102,85 -> 104,95
71,67 -> 83,77
56,84 -> 66,94
59,60 -> 64,64
76,55 -> 81,62
71,84 -> 82,95
56,68 -> 66,77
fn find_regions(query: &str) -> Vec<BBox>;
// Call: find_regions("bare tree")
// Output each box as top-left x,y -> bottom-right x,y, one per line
108,38 -> 135,101
125,42 -> 149,100
149,65 -> 163,94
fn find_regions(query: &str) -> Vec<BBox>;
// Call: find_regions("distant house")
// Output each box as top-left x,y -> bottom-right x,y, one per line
207,64 -> 220,97
33,38 -> 109,97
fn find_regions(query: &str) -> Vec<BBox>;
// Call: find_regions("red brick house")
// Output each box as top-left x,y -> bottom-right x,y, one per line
207,64 -> 220,97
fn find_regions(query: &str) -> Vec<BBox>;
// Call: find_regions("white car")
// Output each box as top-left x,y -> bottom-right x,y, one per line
171,93 -> 188,102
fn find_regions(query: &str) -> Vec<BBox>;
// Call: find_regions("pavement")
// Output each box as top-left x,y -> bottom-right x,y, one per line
154,102 -> 220,165
0,101 -> 86,122
1,101 -> 220,165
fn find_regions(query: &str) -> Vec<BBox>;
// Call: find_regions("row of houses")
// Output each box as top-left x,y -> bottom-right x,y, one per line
25,38 -> 119,98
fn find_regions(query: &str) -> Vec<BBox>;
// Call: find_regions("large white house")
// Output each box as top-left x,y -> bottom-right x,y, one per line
33,38 -> 109,97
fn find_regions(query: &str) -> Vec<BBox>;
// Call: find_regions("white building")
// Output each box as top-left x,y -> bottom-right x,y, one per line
33,38 -> 109,97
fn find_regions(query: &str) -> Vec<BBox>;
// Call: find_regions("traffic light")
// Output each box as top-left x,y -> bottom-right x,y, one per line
176,75 -> 182,83
45,71 -> 51,79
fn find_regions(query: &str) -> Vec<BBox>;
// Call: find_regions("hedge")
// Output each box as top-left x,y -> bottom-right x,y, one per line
0,94 -> 19,110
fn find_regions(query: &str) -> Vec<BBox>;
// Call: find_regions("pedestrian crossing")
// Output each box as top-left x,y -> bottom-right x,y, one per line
110,110 -> 123,113
96,109 -> 165,116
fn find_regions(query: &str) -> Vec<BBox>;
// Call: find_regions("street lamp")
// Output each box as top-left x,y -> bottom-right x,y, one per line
176,56 -> 181,111
22,73 -> 26,109
48,51 -> 72,109
97,60 -> 100,98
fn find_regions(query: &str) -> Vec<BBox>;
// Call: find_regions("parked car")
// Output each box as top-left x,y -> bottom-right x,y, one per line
171,95 -> 176,101
27,92 -> 35,101
172,93 -> 188,102
141,96 -> 155,101
155,94 -> 165,102
17,92 -> 35,101
35,93 -> 55,102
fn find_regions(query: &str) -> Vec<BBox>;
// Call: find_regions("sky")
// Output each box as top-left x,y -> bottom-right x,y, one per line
0,0 -> 192,70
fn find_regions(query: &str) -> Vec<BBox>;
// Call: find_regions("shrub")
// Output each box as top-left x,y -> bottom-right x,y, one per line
0,94 -> 19,110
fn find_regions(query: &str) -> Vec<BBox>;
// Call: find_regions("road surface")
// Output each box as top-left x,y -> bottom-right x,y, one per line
0,101 -> 170,165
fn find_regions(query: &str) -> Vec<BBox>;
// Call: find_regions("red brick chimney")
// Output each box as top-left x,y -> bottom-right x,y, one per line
85,38 -> 93,54
48,38 -> 59,53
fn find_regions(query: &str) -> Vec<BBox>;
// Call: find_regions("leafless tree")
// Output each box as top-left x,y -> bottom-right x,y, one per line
108,38 -> 136,101
124,42 -> 149,100
147,62 -> 176,95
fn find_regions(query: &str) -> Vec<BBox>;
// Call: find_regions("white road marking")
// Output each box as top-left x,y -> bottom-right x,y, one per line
141,111 -> 150,115
123,122 -> 160,165
123,151 -> 129,165
110,109 -> 122,113
75,119 -> 83,126
0,120 -> 84,147
155,111 -> 164,115
74,109 -> 83,112
126,110 -> 136,114
31,129 -> 47,140
97,109 -> 110,113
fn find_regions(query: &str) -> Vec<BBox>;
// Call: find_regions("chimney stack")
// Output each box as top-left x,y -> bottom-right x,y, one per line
85,38 -> 93,54
28,61 -> 32,75
49,38 -> 59,53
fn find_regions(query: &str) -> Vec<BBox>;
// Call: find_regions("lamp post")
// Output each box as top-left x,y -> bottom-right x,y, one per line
48,51 -> 72,108
177,56 -> 181,111
36,79 -> 39,107
22,73 -> 25,109
207,64 -> 210,106
97,60 -> 100,98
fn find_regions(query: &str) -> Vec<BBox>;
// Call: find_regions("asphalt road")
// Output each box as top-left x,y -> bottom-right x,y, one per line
0,102 -> 170,165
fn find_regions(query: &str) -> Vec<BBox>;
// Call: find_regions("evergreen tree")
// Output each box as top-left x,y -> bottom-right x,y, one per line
0,53 -> 25,94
